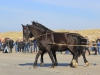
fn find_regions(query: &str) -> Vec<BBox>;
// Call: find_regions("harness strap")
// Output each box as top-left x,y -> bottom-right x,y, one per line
33,32 -> 89,47
51,33 -> 54,43
45,32 -> 48,41
50,33 -> 55,48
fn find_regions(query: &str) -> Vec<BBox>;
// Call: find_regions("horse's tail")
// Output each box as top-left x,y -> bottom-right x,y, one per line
77,35 -> 87,57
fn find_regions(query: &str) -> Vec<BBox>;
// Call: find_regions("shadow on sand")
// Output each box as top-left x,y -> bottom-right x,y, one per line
19,63 -> 70,67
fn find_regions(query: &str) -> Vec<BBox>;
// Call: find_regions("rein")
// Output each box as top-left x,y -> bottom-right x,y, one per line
34,32 -> 54,39
39,42 -> 98,47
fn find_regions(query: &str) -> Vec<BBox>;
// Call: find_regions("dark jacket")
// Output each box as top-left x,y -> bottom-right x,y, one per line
33,39 -> 38,46
18,41 -> 23,48
96,39 -> 100,46
0,41 -> 2,47
21,41 -> 25,49
9,39 -> 14,48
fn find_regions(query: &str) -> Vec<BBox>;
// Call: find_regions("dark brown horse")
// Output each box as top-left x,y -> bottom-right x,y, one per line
22,22 -> 89,68
31,21 -> 90,67
22,24 -> 59,66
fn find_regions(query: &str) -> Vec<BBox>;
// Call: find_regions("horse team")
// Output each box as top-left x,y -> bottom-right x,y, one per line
22,21 -> 89,68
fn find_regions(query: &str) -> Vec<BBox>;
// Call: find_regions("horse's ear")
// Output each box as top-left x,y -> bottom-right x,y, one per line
31,21 -> 35,23
21,24 -> 24,26
31,21 -> 35,25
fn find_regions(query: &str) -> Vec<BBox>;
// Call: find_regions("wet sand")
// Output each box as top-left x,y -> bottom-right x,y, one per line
0,52 -> 100,75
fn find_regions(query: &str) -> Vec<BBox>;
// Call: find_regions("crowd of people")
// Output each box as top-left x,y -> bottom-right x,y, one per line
85,36 -> 100,55
0,38 -> 38,53
0,36 -> 100,55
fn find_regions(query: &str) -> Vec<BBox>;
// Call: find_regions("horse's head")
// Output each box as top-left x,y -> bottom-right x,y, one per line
27,24 -> 46,38
22,24 -> 33,42
31,21 -> 54,33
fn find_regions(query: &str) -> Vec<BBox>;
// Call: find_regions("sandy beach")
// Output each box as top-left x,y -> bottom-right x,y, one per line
0,52 -> 100,75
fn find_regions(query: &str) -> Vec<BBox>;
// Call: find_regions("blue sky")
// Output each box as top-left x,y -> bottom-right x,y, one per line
0,0 -> 100,32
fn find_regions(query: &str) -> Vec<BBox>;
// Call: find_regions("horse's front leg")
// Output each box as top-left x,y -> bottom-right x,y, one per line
82,50 -> 89,66
40,50 -> 46,67
70,56 -> 78,67
70,52 -> 78,68
33,50 -> 42,68
47,50 -> 55,68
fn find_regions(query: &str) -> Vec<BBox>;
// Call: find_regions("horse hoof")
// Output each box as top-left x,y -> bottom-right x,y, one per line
72,60 -> 78,68
72,63 -> 78,68
50,66 -> 55,68
40,63 -> 44,67
54,63 -> 58,66
75,62 -> 78,68
69,63 -> 72,67
86,62 -> 89,66
70,64 -> 77,68
33,66 -> 37,68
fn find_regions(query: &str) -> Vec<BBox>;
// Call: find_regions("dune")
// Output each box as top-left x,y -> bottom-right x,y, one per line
0,29 -> 100,41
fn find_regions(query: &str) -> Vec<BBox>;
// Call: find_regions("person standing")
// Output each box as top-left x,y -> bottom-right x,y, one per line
18,39 -> 22,53
24,41 -> 30,53
0,39 -> 2,51
33,39 -> 38,53
15,38 -> 19,53
90,40 -> 97,55
3,38 -> 9,53
9,39 -> 14,53
96,37 -> 100,55
28,40 -> 33,53
85,36 -> 91,55
21,40 -> 25,53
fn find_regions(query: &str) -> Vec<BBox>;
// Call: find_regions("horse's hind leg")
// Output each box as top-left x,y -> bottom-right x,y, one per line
33,50 -> 42,68
52,51 -> 58,66
82,50 -> 89,66
40,50 -> 46,67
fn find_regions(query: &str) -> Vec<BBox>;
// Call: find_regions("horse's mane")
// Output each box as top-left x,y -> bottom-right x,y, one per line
34,21 -> 54,33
